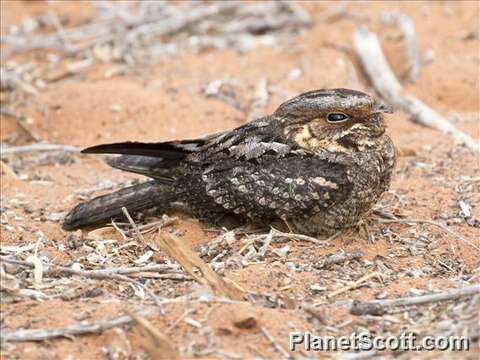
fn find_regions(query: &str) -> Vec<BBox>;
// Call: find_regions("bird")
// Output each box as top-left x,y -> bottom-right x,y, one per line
63,88 -> 395,236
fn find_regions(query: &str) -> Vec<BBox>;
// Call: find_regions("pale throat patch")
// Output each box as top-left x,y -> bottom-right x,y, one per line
289,123 -> 349,153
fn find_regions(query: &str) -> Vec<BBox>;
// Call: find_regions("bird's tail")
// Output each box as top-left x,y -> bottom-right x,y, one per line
62,180 -> 174,230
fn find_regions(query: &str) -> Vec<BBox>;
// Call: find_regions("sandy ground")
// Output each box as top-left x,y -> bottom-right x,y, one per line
1,1 -> 479,359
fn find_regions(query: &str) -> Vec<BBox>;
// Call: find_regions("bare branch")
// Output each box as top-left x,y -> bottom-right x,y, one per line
3,314 -> 135,342
1,257 -> 184,277
0,257 -> 179,309
155,230 -> 245,300
351,284 -> 480,315
352,26 -> 479,153
380,11 -> 419,82
1,143 -> 81,156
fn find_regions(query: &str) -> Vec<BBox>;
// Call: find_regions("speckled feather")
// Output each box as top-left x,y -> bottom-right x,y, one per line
63,88 -> 395,235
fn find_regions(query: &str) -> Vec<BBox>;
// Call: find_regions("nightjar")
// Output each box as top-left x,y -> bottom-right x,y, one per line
63,88 -> 396,236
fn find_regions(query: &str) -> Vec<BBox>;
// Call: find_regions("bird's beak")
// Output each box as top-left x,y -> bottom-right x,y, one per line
374,101 -> 394,114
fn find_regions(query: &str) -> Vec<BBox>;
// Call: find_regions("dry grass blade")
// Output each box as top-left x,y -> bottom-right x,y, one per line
128,311 -> 180,360
155,230 -> 245,300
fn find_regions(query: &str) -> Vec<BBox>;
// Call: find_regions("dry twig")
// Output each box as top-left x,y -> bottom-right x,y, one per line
352,26 -> 479,152
380,11 -> 419,82
129,311 -> 180,360
1,257 -> 183,277
122,206 -> 145,243
121,206 -> 159,251
269,228 -> 331,247
1,143 -> 81,156
302,304 -> 328,325
133,216 -> 178,234
315,250 -> 362,269
376,218 -> 480,252
328,271 -> 385,298
351,284 -> 480,315
257,230 -> 273,257
0,161 -> 18,179
0,257 -> 168,308
3,314 -> 135,342
166,309 -> 195,334
260,327 -> 292,360
155,230 -> 245,300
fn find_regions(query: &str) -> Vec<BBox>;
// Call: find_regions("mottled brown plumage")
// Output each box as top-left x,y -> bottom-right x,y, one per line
63,88 -> 396,236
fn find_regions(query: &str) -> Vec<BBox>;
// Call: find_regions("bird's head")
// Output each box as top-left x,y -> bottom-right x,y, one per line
274,88 -> 392,152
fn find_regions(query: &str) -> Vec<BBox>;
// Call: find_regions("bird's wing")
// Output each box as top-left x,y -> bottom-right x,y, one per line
81,117 -> 284,179
200,153 -> 353,219
80,125 -> 230,178
81,117 -> 275,156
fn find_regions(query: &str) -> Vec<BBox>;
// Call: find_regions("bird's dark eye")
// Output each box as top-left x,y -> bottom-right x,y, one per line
327,112 -> 349,123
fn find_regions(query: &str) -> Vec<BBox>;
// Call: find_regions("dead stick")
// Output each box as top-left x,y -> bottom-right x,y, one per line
352,26 -> 479,152
0,107 -> 42,142
2,257 -> 188,279
315,250 -> 362,269
376,218 -> 480,252
380,11 -> 419,82
328,271 -> 385,298
257,230 -> 273,256
0,161 -> 17,179
122,207 -> 145,243
121,206 -> 158,251
155,230 -> 245,300
3,314 -> 134,342
0,257 -> 165,309
351,284 -> 480,315
128,311 -> 180,360
0,257 -> 182,275
260,327 -> 292,360
133,216 -> 178,234
270,228 -> 331,246
302,304 -> 328,325
1,143 -> 81,156
166,309 -> 195,334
